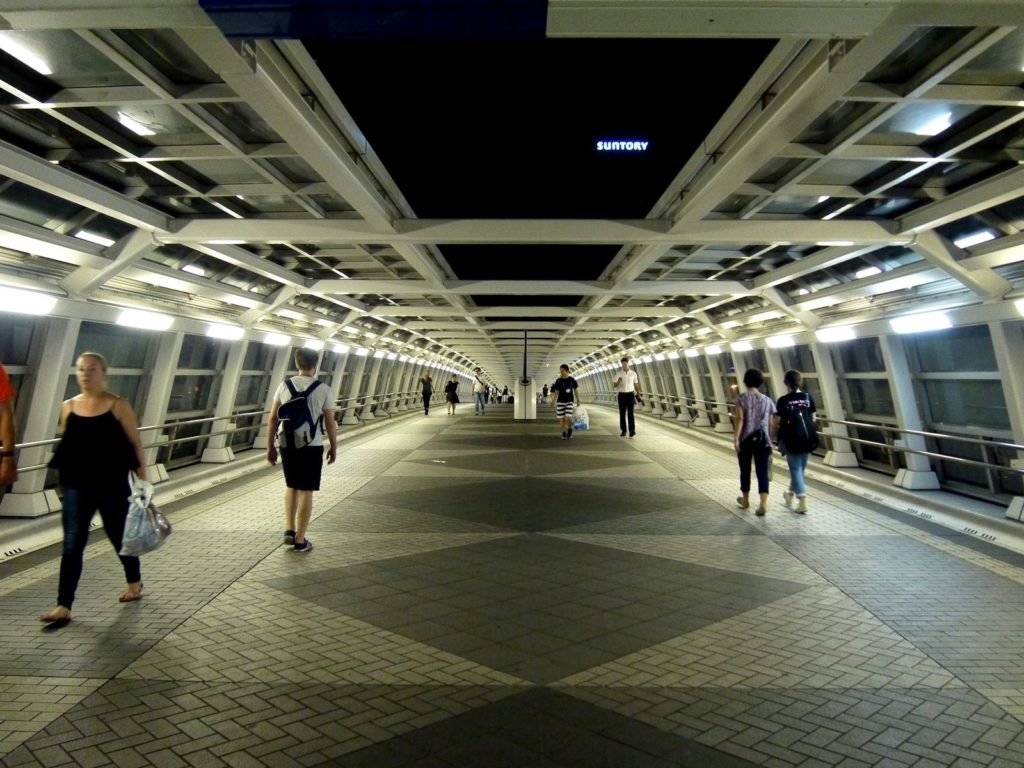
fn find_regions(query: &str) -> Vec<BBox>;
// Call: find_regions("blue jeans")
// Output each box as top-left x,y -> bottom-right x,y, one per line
786,452 -> 810,496
738,447 -> 771,495
475,391 -> 487,414
58,486 -> 140,609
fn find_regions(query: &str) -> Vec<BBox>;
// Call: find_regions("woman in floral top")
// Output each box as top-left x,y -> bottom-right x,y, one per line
733,368 -> 776,516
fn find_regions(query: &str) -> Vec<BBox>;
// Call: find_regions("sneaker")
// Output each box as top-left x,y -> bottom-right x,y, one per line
629,433 -> 636,438
567,429 -> 573,439
620,431 -> 626,437
293,539 -> 313,552
283,530 -> 295,545
783,491 -> 794,508
561,432 -> 567,440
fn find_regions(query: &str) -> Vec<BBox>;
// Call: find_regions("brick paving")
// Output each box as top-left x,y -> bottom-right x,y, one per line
2,406 -> 1024,766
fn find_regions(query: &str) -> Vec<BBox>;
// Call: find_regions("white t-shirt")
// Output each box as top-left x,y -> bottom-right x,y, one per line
473,376 -> 487,393
273,375 -> 332,447
613,368 -> 639,394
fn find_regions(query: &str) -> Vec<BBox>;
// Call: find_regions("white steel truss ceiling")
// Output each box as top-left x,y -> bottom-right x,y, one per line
0,1 -> 1023,384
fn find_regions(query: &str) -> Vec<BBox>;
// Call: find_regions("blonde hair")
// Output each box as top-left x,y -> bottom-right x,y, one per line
77,351 -> 108,372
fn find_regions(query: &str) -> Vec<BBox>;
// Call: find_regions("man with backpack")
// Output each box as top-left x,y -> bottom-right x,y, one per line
773,369 -> 818,514
267,348 -> 337,551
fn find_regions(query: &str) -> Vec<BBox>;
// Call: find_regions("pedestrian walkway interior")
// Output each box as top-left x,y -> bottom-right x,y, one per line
3,406 -> 1024,768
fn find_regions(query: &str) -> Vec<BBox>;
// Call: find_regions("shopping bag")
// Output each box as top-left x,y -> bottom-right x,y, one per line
120,472 -> 172,556
573,406 -> 590,430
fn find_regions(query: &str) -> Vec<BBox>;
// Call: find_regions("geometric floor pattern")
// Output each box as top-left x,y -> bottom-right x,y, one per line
3,405 -> 1024,766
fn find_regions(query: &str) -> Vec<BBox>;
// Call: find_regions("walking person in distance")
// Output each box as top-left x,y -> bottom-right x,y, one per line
612,357 -> 641,437
444,375 -> 459,415
419,371 -> 433,415
550,364 -> 580,440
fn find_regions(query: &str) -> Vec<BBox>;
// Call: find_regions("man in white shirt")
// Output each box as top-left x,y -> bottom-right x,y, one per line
473,368 -> 487,415
612,357 -> 642,437
267,348 -> 337,552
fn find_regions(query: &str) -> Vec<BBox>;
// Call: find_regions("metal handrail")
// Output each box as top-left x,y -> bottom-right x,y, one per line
815,416 -> 1024,453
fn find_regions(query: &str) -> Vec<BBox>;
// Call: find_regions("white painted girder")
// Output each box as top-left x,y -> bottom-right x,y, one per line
310,278 -> 748,296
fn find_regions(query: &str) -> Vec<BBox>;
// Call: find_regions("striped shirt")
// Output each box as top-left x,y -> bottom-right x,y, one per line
735,390 -> 776,441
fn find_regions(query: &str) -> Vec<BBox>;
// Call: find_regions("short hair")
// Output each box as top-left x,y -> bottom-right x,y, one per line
560,364 -> 570,372
620,357 -> 629,364
295,348 -> 319,371
77,351 -> 108,372
742,368 -> 764,388
784,369 -> 803,389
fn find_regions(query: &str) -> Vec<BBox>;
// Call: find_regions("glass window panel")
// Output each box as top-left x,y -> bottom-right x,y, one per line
849,424 -> 896,471
920,380 -> 1007,430
162,420 -> 209,467
63,374 -> 142,411
0,315 -> 37,364
243,342 -> 275,371
933,436 -> 991,491
845,378 -> 895,417
743,349 -> 768,371
236,375 -> 269,407
779,344 -> 816,373
75,322 -> 151,368
177,335 -> 228,369
835,338 -> 885,373
167,375 -> 218,413
908,325 -> 998,372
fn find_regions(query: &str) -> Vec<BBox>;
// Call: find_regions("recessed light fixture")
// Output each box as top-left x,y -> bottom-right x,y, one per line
889,311 -> 951,334
74,230 -> 116,248
815,325 -> 856,343
117,111 -> 156,136
705,345 -> 722,355
355,347 -> 369,356
182,264 -> 205,277
730,340 -> 753,352
817,195 -> 830,203
262,332 -> 290,346
0,285 -> 58,315
818,241 -> 854,247
684,348 -> 699,358
953,230 -> 996,249
117,308 -> 173,331
303,339 -> 324,350
0,33 -> 52,75
913,111 -> 952,137
206,239 -> 246,246
766,334 -> 795,348
1015,298 -> 1024,317
720,320 -> 742,329
856,266 -> 882,278
206,323 -> 243,340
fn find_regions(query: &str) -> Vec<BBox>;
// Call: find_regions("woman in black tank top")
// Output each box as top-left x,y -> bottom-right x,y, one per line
41,352 -> 148,624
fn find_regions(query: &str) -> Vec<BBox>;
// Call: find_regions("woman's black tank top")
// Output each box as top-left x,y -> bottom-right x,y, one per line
50,407 -> 136,492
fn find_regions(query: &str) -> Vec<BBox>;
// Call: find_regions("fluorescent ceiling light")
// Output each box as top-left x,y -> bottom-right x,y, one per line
720,320 -> 742,329
277,309 -> 301,320
855,266 -> 882,279
0,34 -> 52,75
206,239 -> 246,245
822,204 -> 853,221
262,332 -> 290,346
387,352 -> 398,360
117,308 -> 173,331
654,353 -> 666,361
117,111 -> 156,136
74,230 -> 116,248
815,325 -> 856,343
342,325 -> 360,334
705,345 -> 722,355
206,323 -> 243,340
303,339 -> 324,350
818,241 -> 854,247
399,354 -> 409,362
1015,298 -> 1024,317
913,111 -> 952,136
0,285 -> 57,315
181,264 -> 205,277
766,334 -> 795,348
817,195 -> 830,203
750,310 -> 782,323
333,343 -> 350,354
889,311 -> 951,334
796,288 -> 810,296
667,350 -> 679,359
314,319 -> 333,327
696,327 -> 712,336
640,355 -> 653,363
730,340 -> 753,352
953,230 -> 996,249
355,347 -> 369,356
684,348 -> 699,358
801,296 -> 842,311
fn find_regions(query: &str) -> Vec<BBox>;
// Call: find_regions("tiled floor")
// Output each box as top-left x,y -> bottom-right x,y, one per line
3,406 -> 1024,767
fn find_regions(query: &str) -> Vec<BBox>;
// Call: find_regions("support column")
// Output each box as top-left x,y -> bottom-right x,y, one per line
704,353 -> 734,433
139,331 -> 184,482
327,349 -> 349,412
810,342 -> 858,467
201,339 -> 246,463
878,334 -> 939,490
684,355 -> 713,427
764,348 -> 786,402
378,356 -> 400,415
4,317 -> 80,517
989,321 -> 1024,520
361,355 -> 385,420
668,357 -> 689,422
340,353 -> 370,425
253,344 -> 291,449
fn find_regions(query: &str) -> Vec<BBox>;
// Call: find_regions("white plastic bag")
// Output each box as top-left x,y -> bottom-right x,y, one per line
120,472 -> 171,556
573,406 -> 590,430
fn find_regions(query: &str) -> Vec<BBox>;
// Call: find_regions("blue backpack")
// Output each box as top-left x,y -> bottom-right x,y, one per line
276,379 -> 324,450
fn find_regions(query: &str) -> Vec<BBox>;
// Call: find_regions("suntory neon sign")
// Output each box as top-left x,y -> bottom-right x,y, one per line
596,139 -> 649,151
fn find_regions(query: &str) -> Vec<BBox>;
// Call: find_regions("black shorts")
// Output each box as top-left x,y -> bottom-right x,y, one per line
280,445 -> 324,491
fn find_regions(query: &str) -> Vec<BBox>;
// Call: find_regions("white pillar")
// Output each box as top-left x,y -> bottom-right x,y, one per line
667,357 -> 690,422
361,356 -> 385,420
327,350 -> 349,410
340,353 -> 370,425
5,317 -> 80,516
810,342 -> 858,467
139,331 -> 184,482
704,353 -> 734,433
764,348 -> 786,402
878,334 -> 940,490
201,339 -> 246,463
684,355 -> 713,427
253,344 -> 291,448
988,321 -> 1024,519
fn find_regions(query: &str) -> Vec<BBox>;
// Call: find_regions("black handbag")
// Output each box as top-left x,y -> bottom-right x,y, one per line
740,429 -> 771,453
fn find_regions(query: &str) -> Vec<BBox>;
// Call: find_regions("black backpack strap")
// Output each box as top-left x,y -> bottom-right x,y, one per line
284,378 -> 299,399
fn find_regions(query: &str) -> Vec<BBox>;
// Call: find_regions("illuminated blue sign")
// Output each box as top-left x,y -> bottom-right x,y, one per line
596,140 -> 649,151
